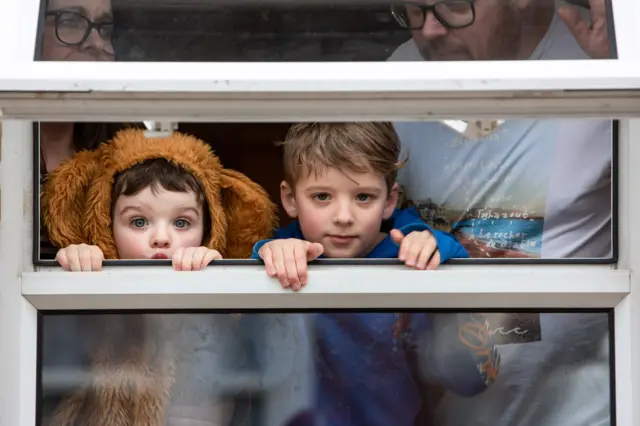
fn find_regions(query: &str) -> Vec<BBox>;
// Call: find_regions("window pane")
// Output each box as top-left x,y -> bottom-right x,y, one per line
39,311 -> 612,426
36,119 -> 615,262
35,0 -> 618,62
393,118 -> 615,260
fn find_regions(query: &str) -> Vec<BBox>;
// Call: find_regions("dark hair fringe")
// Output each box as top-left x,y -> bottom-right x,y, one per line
110,158 -> 212,245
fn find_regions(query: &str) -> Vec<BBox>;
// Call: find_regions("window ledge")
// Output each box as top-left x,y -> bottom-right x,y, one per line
22,265 -> 629,310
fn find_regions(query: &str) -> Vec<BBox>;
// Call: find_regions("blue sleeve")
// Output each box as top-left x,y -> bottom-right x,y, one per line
251,221 -> 303,259
394,209 -> 469,262
251,240 -> 272,259
412,313 -> 500,396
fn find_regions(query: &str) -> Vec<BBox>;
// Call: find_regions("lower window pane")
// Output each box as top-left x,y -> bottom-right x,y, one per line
38,311 -> 612,426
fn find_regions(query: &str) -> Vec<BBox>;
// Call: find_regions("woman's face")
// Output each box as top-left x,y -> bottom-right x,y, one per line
42,0 -> 115,61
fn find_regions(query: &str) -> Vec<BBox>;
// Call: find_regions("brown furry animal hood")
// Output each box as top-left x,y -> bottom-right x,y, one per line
42,128 -> 276,259
41,129 -> 277,426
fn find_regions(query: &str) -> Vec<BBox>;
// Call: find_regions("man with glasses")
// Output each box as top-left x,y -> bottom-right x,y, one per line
389,0 -> 609,61
387,1 -> 613,426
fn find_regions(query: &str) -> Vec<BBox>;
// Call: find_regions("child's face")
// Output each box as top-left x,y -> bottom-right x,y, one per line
112,186 -> 205,260
281,167 -> 398,258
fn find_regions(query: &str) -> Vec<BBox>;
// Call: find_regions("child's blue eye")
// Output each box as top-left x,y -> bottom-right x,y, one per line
174,219 -> 190,229
356,194 -> 372,202
313,193 -> 330,201
131,218 -> 147,228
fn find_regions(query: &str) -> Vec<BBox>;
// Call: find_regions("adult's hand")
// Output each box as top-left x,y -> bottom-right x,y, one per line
558,0 -> 611,59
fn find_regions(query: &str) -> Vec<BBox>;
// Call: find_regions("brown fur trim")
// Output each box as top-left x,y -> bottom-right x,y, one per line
220,169 -> 278,258
42,149 -> 104,250
48,315 -> 179,426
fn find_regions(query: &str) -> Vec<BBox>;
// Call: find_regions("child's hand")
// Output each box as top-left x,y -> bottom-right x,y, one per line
172,247 -> 222,271
258,239 -> 324,291
391,229 -> 441,270
56,244 -> 105,272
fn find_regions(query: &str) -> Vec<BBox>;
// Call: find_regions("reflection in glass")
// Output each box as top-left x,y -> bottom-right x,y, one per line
394,118 -> 614,260
35,0 -> 616,61
39,311 -> 611,426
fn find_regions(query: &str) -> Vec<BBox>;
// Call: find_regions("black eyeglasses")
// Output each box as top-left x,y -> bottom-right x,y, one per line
46,11 -> 115,55
391,0 -> 476,30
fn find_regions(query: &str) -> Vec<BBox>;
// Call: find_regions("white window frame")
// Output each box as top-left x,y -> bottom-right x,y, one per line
1,0 -> 640,425
0,0 -> 638,121
4,119 -> 638,425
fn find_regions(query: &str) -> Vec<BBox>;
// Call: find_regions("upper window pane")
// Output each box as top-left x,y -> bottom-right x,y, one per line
35,0 -> 618,62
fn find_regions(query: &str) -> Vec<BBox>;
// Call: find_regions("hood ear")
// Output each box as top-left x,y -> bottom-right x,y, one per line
219,168 -> 278,258
41,149 -> 102,249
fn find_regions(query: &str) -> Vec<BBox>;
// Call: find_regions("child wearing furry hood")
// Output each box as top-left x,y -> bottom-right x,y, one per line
41,129 -> 285,426
55,157 -> 223,272
45,129 -> 276,270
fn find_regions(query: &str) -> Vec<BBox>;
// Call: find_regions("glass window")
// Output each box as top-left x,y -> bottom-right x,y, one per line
38,310 -> 612,426
34,0 -> 618,62
35,118 -> 615,263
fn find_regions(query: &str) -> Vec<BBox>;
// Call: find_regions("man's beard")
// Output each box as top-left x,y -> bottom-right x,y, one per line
418,40 -> 473,61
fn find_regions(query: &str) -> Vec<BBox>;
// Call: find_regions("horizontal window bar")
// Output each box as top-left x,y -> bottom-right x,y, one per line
23,266 -> 629,310
1,60 -> 640,92
3,93 -> 640,121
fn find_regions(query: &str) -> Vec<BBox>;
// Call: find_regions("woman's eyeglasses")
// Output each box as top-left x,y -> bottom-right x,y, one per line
46,11 -> 115,55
